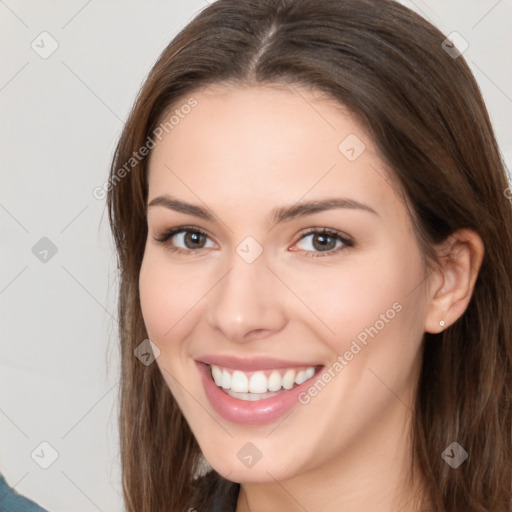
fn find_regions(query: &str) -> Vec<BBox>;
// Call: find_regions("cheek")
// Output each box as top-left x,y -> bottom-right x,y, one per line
138,251 -> 202,401
290,242 -> 425,357
138,250 -> 213,348
139,251 -> 184,345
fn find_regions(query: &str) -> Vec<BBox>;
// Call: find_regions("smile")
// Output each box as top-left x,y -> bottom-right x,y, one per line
196,356 -> 323,425
210,364 -> 317,400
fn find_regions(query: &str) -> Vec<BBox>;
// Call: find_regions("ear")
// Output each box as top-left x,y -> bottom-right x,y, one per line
423,228 -> 485,334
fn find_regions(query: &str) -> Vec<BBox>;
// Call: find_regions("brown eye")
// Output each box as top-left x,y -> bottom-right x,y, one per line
154,226 -> 215,254
182,231 -> 207,249
294,229 -> 354,258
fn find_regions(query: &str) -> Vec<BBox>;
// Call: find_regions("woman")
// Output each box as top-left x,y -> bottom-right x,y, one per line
106,0 -> 512,510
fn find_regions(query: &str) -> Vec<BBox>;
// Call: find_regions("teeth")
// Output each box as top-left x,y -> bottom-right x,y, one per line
282,369 -> 295,390
221,369 -> 231,390
267,371 -> 282,392
211,365 -> 223,386
225,390 -> 281,401
304,367 -> 315,380
248,372 -> 267,393
295,370 -> 307,385
231,370 -> 248,393
210,364 -> 318,394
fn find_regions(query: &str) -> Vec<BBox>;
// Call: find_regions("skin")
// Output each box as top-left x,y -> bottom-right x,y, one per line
139,83 -> 484,512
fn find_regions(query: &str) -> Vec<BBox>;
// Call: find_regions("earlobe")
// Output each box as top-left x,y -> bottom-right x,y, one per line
423,229 -> 485,334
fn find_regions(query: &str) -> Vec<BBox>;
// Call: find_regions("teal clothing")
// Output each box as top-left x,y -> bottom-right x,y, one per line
0,470 -> 236,511
0,474 -> 48,512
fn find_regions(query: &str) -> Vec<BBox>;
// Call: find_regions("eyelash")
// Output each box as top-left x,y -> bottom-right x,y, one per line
153,226 -> 354,258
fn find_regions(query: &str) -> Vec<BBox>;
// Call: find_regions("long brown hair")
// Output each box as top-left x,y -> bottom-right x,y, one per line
106,1 -> 512,510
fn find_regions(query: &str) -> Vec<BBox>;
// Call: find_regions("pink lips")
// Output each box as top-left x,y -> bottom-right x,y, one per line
198,354 -> 320,371
196,355 -> 322,425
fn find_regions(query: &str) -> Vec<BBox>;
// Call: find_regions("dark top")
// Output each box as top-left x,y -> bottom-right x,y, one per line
195,471 -> 240,512
0,473 -> 49,512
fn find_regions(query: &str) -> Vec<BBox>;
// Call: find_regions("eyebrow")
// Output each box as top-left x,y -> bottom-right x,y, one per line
147,194 -> 379,225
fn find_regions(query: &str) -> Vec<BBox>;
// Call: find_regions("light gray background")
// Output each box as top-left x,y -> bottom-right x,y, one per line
1,1 -> 511,510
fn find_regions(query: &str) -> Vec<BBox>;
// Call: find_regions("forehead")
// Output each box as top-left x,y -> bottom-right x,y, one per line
147,84 -> 401,222
151,82 -> 364,162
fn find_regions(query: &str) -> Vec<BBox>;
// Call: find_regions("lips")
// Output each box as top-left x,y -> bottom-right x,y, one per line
196,355 -> 323,425
198,354 -> 321,372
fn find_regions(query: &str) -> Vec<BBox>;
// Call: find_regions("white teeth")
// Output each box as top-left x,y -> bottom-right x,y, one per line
304,367 -> 315,380
267,371 -> 282,392
221,369 -> 231,390
295,370 -> 307,385
282,369 -> 295,390
225,389 -> 281,401
211,365 -> 223,386
210,364 -> 318,395
231,370 -> 249,393
248,372 -> 268,393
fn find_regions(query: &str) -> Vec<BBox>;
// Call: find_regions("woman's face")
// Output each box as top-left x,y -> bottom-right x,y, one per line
139,84 -> 433,483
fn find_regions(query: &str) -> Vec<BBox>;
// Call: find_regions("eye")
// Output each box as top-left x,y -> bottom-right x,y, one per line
153,226 -> 216,255
153,226 -> 354,258
293,228 -> 354,258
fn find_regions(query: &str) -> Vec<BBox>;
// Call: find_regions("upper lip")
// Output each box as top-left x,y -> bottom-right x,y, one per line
197,354 -> 322,372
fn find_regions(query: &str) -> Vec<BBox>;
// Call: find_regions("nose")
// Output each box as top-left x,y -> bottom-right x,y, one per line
207,249 -> 287,343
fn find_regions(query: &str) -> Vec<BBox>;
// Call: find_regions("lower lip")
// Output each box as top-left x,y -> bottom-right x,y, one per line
196,362 -> 321,425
